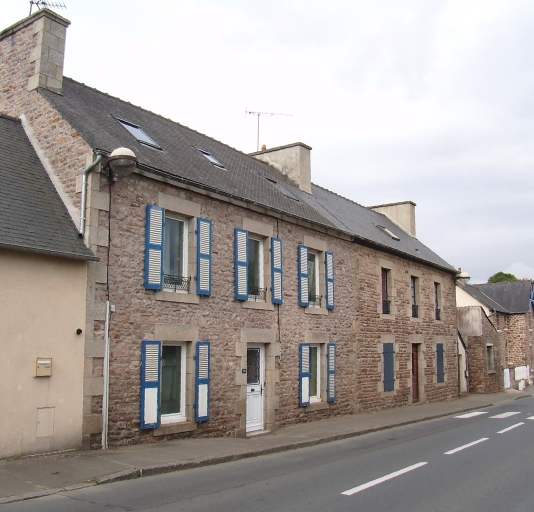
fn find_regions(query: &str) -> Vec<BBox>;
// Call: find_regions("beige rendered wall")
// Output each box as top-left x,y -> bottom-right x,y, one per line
0,250 -> 87,459
456,285 -> 492,316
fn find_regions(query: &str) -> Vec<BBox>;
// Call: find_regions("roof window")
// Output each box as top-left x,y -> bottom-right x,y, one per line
375,224 -> 400,241
256,172 -> 299,201
117,119 -> 162,150
196,148 -> 225,169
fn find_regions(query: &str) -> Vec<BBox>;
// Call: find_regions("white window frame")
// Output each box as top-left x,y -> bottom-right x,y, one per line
309,344 -> 321,403
247,236 -> 265,301
163,213 -> 189,294
160,343 -> 187,425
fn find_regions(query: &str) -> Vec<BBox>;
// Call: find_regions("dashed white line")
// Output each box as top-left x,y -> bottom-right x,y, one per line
455,412 -> 488,418
490,412 -> 520,419
444,438 -> 489,455
497,422 -> 524,434
526,416 -> 534,420
341,462 -> 428,496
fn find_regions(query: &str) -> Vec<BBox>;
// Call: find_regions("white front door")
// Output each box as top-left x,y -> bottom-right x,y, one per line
246,344 -> 264,432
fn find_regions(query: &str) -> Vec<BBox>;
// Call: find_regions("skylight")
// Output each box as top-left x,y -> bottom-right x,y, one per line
375,224 -> 400,241
196,148 -> 225,169
117,119 -> 162,150
256,172 -> 299,201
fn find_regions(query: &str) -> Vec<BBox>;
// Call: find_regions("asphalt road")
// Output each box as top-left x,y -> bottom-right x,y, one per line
3,397 -> 534,511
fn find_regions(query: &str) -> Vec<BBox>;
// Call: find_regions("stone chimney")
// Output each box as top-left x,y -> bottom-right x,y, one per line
369,201 -> 416,237
251,142 -> 312,195
0,9 -> 70,95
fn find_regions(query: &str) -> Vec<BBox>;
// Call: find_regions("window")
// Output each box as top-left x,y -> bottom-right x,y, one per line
487,345 -> 495,372
234,228 -> 282,304
375,224 -> 400,241
298,244 -> 334,310
436,343 -> 444,383
160,344 -> 185,424
145,205 -> 212,296
382,268 -> 391,314
299,343 -> 336,406
117,118 -> 162,150
434,282 -> 441,320
411,276 -> 419,318
163,215 -> 188,292
383,343 -> 395,392
196,148 -> 225,169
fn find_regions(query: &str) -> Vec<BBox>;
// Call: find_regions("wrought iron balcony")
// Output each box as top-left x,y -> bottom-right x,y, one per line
163,274 -> 191,292
435,308 -> 441,321
248,287 -> 267,301
382,300 -> 391,315
412,304 -> 419,318
309,294 -> 322,307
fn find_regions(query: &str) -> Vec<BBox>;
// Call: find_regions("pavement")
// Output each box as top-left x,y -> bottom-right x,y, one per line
1,389 -> 532,505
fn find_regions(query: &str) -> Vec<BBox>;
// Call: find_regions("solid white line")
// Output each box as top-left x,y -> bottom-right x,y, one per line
490,412 -> 520,419
444,438 -> 489,455
341,462 -> 427,496
455,412 -> 488,418
527,416 -> 534,420
497,422 -> 524,434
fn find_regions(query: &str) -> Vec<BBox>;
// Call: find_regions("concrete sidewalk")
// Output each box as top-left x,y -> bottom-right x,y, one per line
1,389 -> 531,505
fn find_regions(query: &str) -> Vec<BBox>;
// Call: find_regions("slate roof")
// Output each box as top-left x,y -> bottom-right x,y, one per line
456,282 -> 509,313
473,282 -> 533,314
0,115 -> 96,261
40,78 -> 456,273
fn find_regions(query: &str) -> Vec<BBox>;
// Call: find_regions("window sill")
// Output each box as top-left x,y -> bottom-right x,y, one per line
304,401 -> 329,412
487,370 -> 496,374
243,300 -> 274,311
153,421 -> 197,436
410,316 -> 422,323
380,313 -> 395,320
155,290 -> 199,304
304,306 -> 328,316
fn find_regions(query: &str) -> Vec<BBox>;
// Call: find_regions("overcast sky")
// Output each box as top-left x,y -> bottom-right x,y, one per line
3,0 -> 534,283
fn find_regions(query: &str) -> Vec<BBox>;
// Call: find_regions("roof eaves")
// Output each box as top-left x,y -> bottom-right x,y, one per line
0,242 -> 98,262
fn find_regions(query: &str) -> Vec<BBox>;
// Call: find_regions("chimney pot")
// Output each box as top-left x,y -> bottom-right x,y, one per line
261,144 -> 266,151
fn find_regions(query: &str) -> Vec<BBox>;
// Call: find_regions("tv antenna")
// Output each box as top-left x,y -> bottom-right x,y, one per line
29,0 -> 67,15
246,109 -> 293,152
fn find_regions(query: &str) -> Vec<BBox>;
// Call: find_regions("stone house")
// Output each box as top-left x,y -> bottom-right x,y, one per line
0,114 -> 95,458
0,9 -> 459,450
457,280 -> 533,390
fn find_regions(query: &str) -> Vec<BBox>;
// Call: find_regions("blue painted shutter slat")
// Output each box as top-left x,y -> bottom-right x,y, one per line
325,251 -> 335,310
140,340 -> 161,429
235,228 -> 248,301
196,218 -> 212,296
327,343 -> 336,402
195,341 -> 211,422
145,205 -> 164,290
271,237 -> 283,305
298,245 -> 309,307
300,343 -> 311,407
437,343 -> 444,383
383,343 -> 395,392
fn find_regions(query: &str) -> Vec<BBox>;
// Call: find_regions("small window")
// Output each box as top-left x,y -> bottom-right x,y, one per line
308,252 -> 320,307
256,172 -> 299,201
382,268 -> 391,314
434,282 -> 441,320
117,119 -> 162,150
160,344 -> 186,424
411,276 -> 419,318
197,148 -> 225,169
487,345 -> 495,372
247,237 -> 265,301
375,224 -> 400,241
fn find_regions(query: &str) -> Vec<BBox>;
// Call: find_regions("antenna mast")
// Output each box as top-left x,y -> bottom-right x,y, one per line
29,0 -> 67,16
246,109 -> 293,152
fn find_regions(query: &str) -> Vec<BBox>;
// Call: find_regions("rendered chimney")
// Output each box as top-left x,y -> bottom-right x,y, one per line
251,142 -> 312,194
369,201 -> 417,237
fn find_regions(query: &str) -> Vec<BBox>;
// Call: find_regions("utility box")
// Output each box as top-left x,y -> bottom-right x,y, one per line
36,358 -> 52,377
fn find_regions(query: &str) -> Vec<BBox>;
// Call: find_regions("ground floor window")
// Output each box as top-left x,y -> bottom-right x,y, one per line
309,345 -> 321,402
161,344 -> 186,424
486,345 -> 495,372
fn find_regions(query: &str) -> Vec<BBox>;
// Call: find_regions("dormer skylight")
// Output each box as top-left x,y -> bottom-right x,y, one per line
256,172 -> 299,201
117,118 -> 162,150
375,224 -> 400,241
196,148 -> 225,169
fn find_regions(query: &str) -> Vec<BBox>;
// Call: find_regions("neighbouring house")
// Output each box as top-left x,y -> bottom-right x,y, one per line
457,279 -> 533,390
0,9 -> 459,450
0,114 -> 96,459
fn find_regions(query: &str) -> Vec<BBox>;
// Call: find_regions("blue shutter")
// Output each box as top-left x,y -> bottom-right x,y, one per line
235,228 -> 248,301
383,343 -> 395,392
145,205 -> 164,290
298,245 -> 309,307
140,340 -> 161,429
196,218 -> 212,296
327,343 -> 336,402
195,341 -> 211,422
325,251 -> 335,310
299,343 -> 311,406
271,237 -> 283,305
437,343 -> 444,383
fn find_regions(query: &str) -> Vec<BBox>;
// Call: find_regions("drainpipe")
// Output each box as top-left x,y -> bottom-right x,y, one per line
102,300 -> 111,450
79,154 -> 102,237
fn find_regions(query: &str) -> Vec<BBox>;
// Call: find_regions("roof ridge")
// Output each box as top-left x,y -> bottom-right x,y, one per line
311,182 -> 367,209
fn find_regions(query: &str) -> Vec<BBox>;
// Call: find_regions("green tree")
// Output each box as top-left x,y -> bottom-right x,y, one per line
488,271 -> 519,283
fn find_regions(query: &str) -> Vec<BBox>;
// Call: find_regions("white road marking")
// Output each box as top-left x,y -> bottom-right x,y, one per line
489,412 -> 520,419
444,438 -> 489,455
341,462 -> 428,496
497,422 -> 524,434
526,416 -> 534,420
455,412 -> 488,418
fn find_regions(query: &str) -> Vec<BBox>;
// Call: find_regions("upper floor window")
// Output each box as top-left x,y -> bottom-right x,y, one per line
163,215 -> 188,292
117,118 -> 162,150
434,282 -> 441,320
308,252 -> 320,307
382,268 -> 391,314
411,276 -> 419,318
247,237 -> 265,301
298,243 -> 334,311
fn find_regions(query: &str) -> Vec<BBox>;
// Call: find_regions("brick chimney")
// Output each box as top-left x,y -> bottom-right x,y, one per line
0,9 -> 70,96
251,142 -> 312,195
